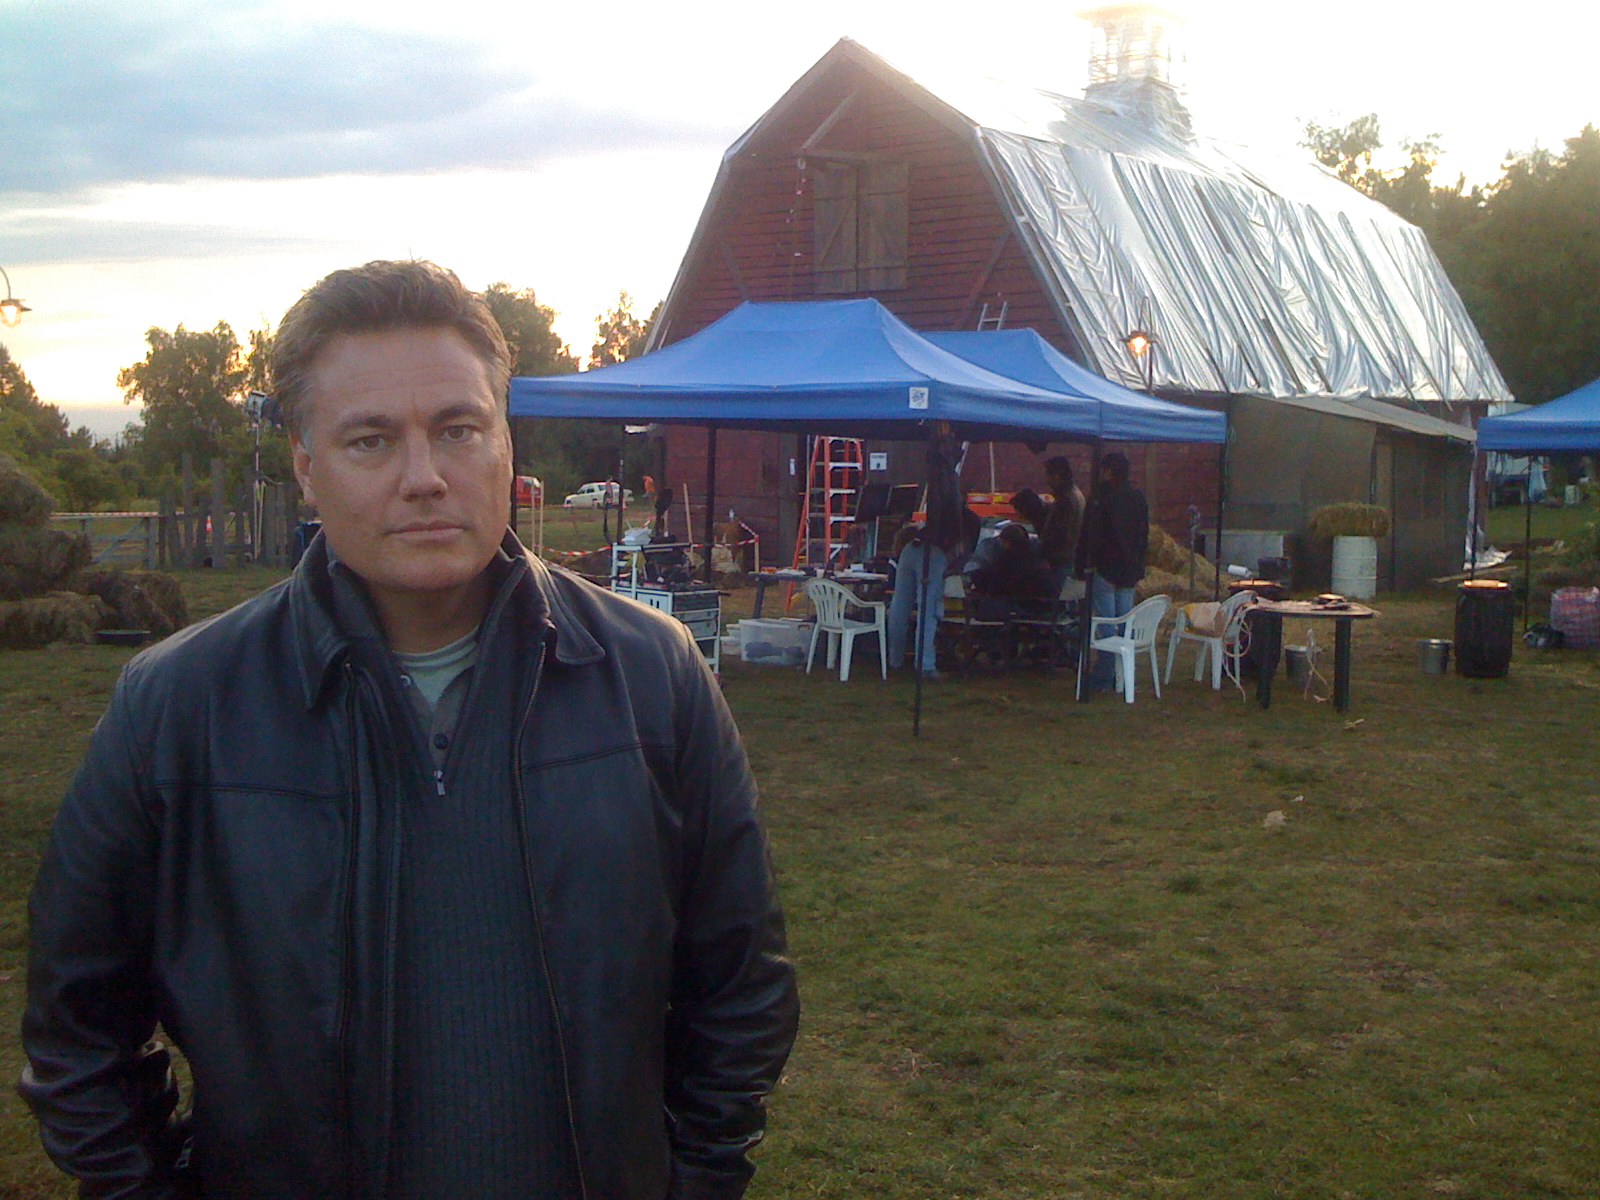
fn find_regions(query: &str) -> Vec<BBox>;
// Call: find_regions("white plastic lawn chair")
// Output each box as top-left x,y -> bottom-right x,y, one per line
1165,589 -> 1256,692
804,577 -> 888,681
1088,594 -> 1171,703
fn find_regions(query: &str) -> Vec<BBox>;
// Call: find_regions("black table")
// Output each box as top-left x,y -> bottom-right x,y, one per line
1249,600 -> 1378,712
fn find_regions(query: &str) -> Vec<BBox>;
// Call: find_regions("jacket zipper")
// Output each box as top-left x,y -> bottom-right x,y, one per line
336,661 -> 360,1200
513,634 -> 590,1200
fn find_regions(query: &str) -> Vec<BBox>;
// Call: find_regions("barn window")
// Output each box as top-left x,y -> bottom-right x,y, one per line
813,158 -> 908,293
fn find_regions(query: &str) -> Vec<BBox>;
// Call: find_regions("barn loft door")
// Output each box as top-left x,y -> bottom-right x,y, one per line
813,158 -> 908,294
814,163 -> 859,293
859,161 -> 908,290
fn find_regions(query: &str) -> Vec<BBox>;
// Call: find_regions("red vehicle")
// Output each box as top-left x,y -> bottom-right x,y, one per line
514,475 -> 542,506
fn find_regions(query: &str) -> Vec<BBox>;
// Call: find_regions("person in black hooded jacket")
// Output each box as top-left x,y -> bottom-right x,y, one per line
1076,451 -> 1149,689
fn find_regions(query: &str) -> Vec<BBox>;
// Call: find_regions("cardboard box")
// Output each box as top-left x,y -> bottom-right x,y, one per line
734,618 -> 811,666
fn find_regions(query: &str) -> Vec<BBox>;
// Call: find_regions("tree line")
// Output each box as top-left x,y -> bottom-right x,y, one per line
0,287 -> 660,512
1302,118 -> 1600,406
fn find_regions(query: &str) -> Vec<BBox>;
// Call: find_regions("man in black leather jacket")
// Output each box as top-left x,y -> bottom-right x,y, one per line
19,261 -> 799,1199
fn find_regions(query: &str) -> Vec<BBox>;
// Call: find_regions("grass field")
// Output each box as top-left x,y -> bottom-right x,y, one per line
1485,496 -> 1598,549
3,557 -> 1598,1198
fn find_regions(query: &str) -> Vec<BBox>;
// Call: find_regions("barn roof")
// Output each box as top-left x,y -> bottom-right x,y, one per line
671,38 -> 1510,416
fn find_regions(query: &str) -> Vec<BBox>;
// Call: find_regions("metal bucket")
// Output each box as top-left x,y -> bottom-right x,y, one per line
1418,638 -> 1451,675
1285,645 -> 1311,684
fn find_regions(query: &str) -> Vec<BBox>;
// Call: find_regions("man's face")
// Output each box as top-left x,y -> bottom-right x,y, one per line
292,327 -> 512,611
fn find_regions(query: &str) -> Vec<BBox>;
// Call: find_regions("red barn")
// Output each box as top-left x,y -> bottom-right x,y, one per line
645,14 -> 1509,587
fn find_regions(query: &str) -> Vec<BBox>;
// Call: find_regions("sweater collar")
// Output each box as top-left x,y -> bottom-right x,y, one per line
290,529 -> 604,709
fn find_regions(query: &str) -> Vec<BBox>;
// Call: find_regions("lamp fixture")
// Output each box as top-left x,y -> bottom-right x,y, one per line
0,266 -> 29,327
1124,328 -> 1158,394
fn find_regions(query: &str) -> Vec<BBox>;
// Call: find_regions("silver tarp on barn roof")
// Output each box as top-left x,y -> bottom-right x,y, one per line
902,64 -> 1513,408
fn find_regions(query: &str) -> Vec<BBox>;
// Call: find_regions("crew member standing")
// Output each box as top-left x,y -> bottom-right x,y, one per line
1077,450 -> 1149,690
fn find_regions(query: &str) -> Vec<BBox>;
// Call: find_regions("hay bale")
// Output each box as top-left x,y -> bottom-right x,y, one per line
1147,524 -> 1219,582
74,568 -> 189,638
127,569 -> 189,634
0,591 -> 112,649
0,526 -> 93,598
1137,566 -> 1221,605
0,451 -> 55,526
0,565 -> 29,602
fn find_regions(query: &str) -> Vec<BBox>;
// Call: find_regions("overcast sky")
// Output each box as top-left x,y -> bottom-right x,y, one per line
3,0 -> 1596,438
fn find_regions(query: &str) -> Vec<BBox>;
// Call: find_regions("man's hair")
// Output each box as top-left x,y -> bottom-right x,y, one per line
1044,455 -> 1073,486
269,260 -> 511,440
1101,451 -> 1131,484
1010,487 -> 1046,527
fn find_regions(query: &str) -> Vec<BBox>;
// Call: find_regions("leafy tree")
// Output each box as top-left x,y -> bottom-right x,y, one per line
245,326 -> 273,395
117,322 -> 249,485
482,282 -> 631,499
0,342 -> 71,458
1303,116 -> 1600,406
1303,113 -> 1384,190
1445,126 -> 1600,404
1301,115 -> 1479,236
51,446 -> 133,511
482,283 -> 577,378
589,291 -> 661,369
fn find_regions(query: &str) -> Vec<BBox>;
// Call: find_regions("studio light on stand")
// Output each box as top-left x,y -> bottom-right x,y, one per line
0,266 -> 30,327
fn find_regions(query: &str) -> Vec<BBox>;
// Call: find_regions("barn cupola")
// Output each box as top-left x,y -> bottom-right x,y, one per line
1079,3 -> 1194,140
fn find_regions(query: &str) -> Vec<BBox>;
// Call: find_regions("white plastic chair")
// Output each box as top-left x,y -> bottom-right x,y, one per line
1088,594 -> 1171,703
1165,589 -> 1256,692
804,578 -> 888,681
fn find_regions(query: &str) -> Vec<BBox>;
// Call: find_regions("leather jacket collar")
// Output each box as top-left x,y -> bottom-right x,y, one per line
288,529 -> 605,710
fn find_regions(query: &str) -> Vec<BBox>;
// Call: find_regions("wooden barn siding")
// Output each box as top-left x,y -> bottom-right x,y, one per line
659,58 -> 1217,553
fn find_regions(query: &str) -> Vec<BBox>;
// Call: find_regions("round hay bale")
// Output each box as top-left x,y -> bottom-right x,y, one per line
74,568 -> 189,638
126,569 -> 189,634
0,564 -> 29,603
0,526 -> 93,597
0,591 -> 112,649
0,451 -> 55,526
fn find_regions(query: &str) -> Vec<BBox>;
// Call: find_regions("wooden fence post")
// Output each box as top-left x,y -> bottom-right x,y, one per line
161,491 -> 178,569
181,454 -> 197,567
144,513 -> 158,569
261,483 -> 282,566
210,460 -> 226,569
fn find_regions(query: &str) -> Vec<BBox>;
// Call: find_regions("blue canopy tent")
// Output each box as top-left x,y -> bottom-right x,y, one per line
1476,376 -> 1600,453
922,329 -> 1226,444
508,298 -> 1225,444
1473,375 -> 1600,611
509,298 -> 1231,720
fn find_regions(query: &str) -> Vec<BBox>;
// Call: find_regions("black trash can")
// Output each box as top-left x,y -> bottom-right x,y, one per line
1455,579 -> 1514,678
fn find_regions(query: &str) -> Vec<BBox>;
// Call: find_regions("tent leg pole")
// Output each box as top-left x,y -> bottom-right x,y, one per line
912,557 -> 925,738
1079,442 -> 1104,703
1214,439 -> 1228,601
1523,479 -> 1533,632
704,427 -> 719,584
1468,450 -> 1479,581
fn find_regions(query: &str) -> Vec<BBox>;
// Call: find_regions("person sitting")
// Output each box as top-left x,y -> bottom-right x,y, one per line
968,522 -> 1055,620
1012,456 -> 1085,591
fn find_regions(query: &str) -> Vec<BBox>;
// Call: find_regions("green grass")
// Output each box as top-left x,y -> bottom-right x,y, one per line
1485,496 -> 1598,548
4,571 -> 1599,1198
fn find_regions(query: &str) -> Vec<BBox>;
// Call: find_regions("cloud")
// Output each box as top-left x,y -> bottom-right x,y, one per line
0,214 -> 344,265
0,0 -> 733,195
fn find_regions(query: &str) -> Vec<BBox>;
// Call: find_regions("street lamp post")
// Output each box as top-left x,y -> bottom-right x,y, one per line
0,266 -> 30,327
1124,328 -> 1157,393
